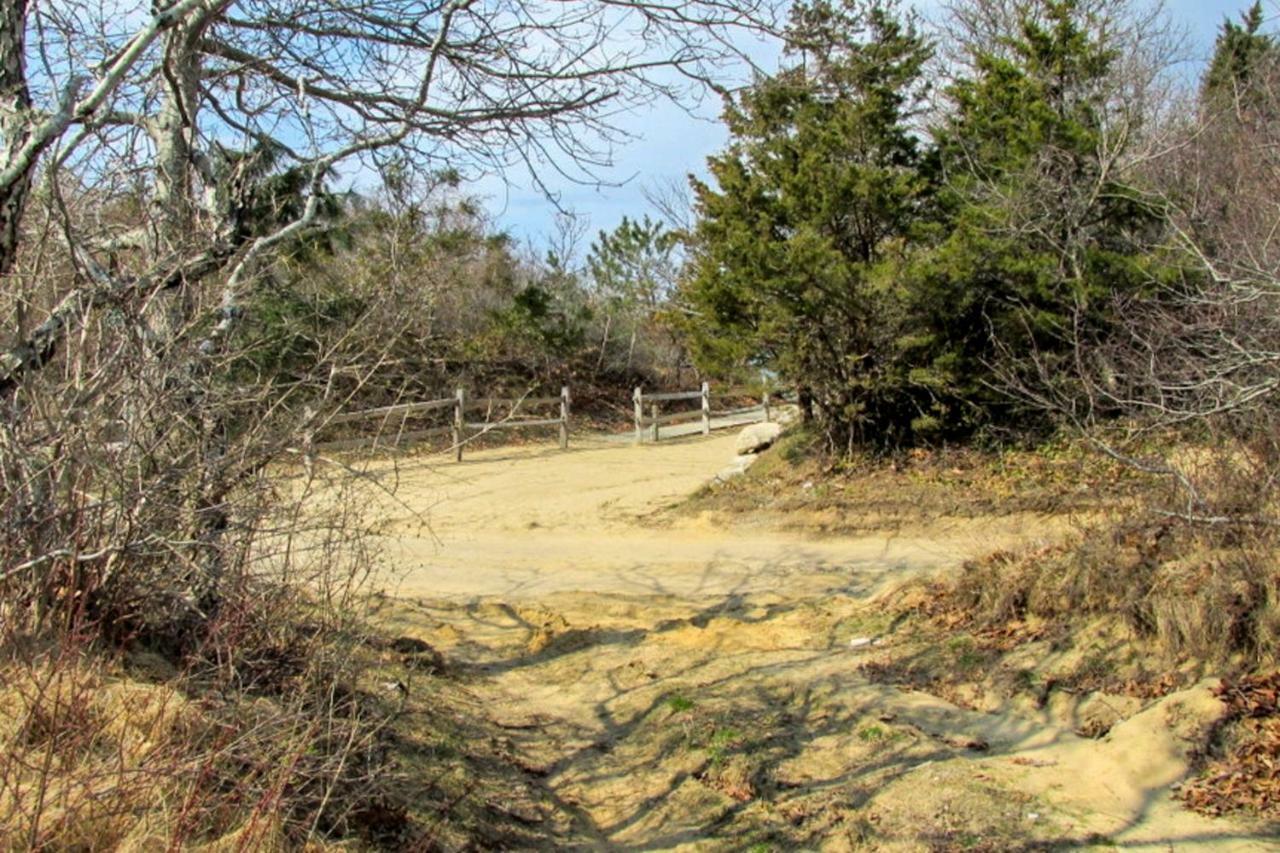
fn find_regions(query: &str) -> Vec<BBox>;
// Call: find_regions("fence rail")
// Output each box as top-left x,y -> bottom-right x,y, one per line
319,381 -> 786,458
469,395 -> 562,408
649,410 -> 705,427
325,397 -> 455,425
641,390 -> 704,403
710,403 -> 769,419
317,386 -> 570,460
316,425 -> 454,453
463,417 -> 563,430
633,382 -> 779,443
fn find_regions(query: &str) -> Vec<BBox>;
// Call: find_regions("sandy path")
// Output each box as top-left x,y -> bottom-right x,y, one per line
364,428 -> 1050,601
360,426 -> 1272,850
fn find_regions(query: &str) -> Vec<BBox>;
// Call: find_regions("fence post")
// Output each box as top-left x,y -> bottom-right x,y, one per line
763,390 -> 771,423
633,386 -> 643,445
701,381 -> 711,435
651,402 -> 660,443
559,385 -> 570,450
453,387 -> 465,462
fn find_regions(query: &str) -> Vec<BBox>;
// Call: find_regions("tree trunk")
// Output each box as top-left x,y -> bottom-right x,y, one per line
597,313 -> 612,373
799,385 -> 814,423
0,0 -> 33,278
152,19 -> 234,609
150,22 -> 207,334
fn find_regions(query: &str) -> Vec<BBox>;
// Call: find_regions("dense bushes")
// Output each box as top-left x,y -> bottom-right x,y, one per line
680,0 -> 1181,451
233,179 -> 690,418
950,515 -> 1280,667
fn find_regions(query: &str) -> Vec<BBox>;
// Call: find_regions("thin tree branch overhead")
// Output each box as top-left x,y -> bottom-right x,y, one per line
0,0 -> 782,394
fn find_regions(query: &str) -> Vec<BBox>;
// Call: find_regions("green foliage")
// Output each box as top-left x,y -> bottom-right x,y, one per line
586,215 -> 683,374
212,141 -> 346,257
234,284 -> 366,382
856,724 -> 886,742
923,0 -> 1172,433
490,281 -> 591,359
682,0 -> 1176,451
587,215 -> 679,309
1204,2 -> 1275,101
682,0 -> 937,449
219,150 -> 362,384
225,168 -> 670,409
666,694 -> 696,713
706,726 -> 743,765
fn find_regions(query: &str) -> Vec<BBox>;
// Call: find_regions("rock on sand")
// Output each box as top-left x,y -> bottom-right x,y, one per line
736,421 -> 783,455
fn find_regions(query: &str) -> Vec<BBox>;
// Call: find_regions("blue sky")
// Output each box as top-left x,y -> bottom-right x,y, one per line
479,1 -> 1253,253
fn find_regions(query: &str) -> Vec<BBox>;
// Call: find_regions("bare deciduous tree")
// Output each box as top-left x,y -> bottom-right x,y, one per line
1,0 -> 780,390
0,0 -> 781,633
994,23 -> 1280,522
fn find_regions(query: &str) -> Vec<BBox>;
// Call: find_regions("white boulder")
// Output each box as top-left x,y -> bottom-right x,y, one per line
773,405 -> 801,426
714,454 -> 759,484
735,421 -> 783,455
715,465 -> 746,484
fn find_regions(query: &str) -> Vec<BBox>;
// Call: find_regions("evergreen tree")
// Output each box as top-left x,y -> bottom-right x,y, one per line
916,0 -> 1170,436
1203,2 -> 1275,102
684,0 -> 1174,450
587,215 -> 681,371
681,0 -> 936,449
588,216 -> 679,313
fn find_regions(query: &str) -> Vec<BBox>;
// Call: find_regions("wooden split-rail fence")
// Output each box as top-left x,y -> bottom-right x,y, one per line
317,382 -> 781,458
317,386 -> 570,460
633,382 -> 775,444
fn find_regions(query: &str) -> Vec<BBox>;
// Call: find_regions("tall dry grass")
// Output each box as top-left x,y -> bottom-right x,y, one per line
953,524 -> 1279,665
0,540 -> 409,848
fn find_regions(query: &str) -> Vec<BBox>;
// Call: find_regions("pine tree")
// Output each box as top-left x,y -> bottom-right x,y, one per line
587,215 -> 680,371
681,0 -> 936,449
1204,2 -> 1274,102
916,0 -> 1170,435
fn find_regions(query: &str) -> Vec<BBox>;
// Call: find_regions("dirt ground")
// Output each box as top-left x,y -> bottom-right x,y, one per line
347,426 -> 1275,850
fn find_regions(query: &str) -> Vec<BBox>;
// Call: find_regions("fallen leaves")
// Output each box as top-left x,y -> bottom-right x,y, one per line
1009,757 -> 1058,768
941,734 -> 989,752
1177,672 -> 1280,819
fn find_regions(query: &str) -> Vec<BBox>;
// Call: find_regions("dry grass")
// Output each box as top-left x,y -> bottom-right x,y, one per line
955,445 -> 1277,823
947,518 -> 1280,668
679,423 -> 1280,823
0,587 -> 411,850
0,583 -> 602,850
688,425 -> 1280,668
680,426 -> 1144,534
0,651 -> 228,851
0,414 -> 436,848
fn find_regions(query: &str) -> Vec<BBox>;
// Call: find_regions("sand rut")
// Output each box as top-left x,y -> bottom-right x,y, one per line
361,432 -> 1270,849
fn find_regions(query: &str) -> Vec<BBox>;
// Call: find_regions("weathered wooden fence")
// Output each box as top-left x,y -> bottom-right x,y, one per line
632,383 -> 776,443
317,386 -> 571,460
321,382 -> 781,456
